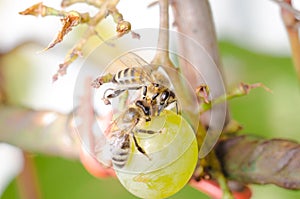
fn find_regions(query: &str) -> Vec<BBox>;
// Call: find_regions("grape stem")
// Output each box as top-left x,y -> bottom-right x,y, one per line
151,0 -> 177,70
17,152 -> 42,199
199,82 -> 272,114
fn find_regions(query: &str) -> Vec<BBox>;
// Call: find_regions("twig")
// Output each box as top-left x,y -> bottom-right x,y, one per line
190,179 -> 252,199
0,54 -> 6,104
216,135 -> 300,190
170,0 -> 224,88
20,0 -> 137,82
282,0 -> 300,81
16,152 -> 42,199
52,1 -> 112,81
151,0 -> 176,69
271,0 -> 300,17
199,82 -> 272,114
19,2 -> 91,52
0,106 -> 79,158
272,0 -> 300,81
170,0 -> 231,133
146,0 -> 200,130
61,0 -> 104,8
170,1 -> 235,198
205,151 -> 234,199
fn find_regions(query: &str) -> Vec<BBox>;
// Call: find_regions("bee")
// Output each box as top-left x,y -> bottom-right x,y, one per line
97,99 -> 160,168
92,66 -> 178,116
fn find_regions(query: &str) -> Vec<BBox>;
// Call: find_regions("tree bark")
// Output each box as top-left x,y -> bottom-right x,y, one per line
216,135 -> 300,190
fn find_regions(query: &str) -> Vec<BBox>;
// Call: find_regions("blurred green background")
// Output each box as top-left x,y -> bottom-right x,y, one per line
2,41 -> 300,199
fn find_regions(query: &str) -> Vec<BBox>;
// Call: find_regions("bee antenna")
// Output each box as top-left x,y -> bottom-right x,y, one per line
157,105 -> 163,116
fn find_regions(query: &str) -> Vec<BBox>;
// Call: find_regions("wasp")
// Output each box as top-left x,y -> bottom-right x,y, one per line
96,99 -> 160,168
92,66 -> 178,116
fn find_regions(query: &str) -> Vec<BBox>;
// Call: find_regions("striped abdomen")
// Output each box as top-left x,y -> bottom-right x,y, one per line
110,133 -> 130,168
112,67 -> 152,85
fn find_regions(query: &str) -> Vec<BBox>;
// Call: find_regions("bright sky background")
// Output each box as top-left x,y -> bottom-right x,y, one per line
0,0 -> 297,54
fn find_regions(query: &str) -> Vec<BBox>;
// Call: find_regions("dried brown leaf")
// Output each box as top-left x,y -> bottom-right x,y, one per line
44,11 -> 81,51
19,2 -> 45,17
52,48 -> 82,82
239,82 -> 272,95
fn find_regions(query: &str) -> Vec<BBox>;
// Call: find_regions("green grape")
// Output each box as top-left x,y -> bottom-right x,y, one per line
114,110 -> 198,199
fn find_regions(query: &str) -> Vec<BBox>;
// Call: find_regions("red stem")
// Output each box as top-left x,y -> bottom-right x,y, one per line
16,152 -> 42,199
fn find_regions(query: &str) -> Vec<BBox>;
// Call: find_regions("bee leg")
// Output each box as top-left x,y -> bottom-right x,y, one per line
170,100 -> 179,115
102,88 -> 114,105
91,73 -> 114,88
141,86 -> 147,99
151,93 -> 159,101
136,128 -> 160,134
127,86 -> 143,90
106,89 -> 126,99
105,86 -> 143,101
132,134 -> 151,160
102,88 -> 126,105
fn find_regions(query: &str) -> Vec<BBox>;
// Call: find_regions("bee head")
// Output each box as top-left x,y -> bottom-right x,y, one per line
158,90 -> 177,115
135,100 -> 152,122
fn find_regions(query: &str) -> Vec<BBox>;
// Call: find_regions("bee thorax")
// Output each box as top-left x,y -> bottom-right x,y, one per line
122,107 -> 141,123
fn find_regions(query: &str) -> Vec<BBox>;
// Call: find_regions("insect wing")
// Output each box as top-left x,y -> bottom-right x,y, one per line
94,132 -> 113,167
119,52 -> 149,68
151,65 -> 173,88
101,52 -> 149,74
